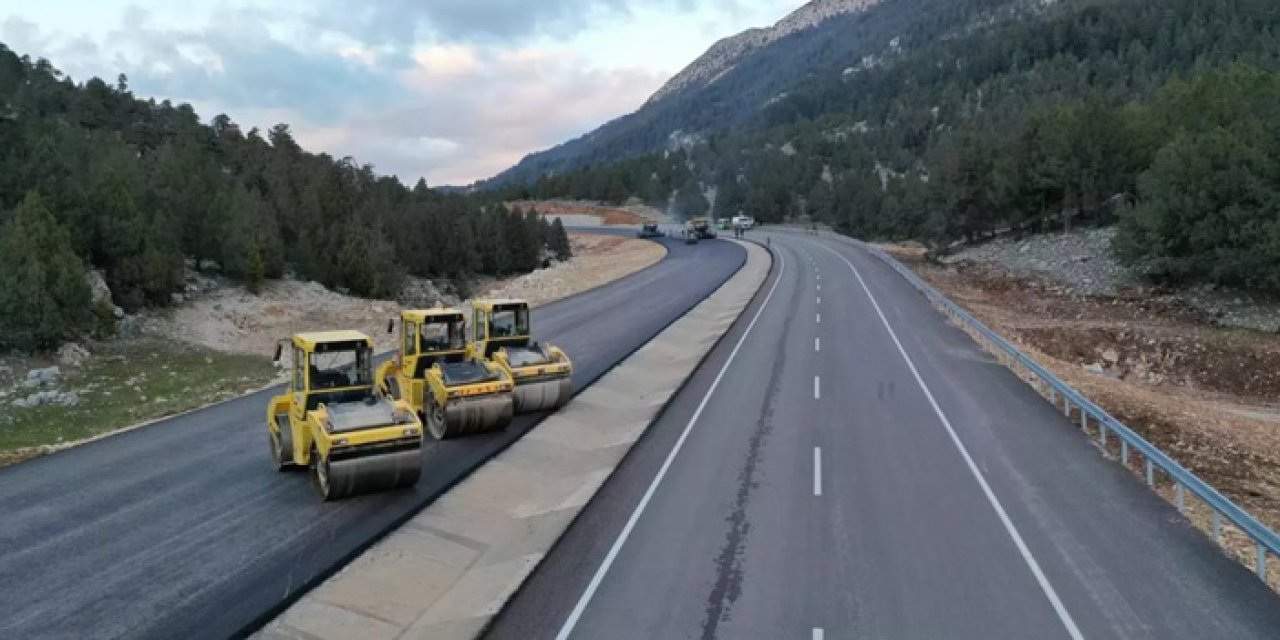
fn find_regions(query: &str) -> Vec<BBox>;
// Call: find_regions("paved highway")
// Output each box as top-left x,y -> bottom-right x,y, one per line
489,230 -> 1280,639
0,233 -> 744,640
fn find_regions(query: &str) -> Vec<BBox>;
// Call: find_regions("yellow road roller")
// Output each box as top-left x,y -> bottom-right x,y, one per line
376,308 -> 515,439
468,299 -> 573,413
266,331 -> 423,500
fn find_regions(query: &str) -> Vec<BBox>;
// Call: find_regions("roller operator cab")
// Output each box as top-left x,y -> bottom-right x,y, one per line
375,309 -> 515,440
468,300 -> 574,413
266,331 -> 423,501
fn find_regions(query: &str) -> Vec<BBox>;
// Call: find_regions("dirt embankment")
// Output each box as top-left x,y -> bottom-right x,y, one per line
486,234 -> 665,308
141,232 -> 664,357
507,200 -> 666,226
886,244 -> 1280,582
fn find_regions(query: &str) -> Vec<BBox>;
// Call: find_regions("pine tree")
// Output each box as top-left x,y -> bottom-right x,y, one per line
550,218 -> 572,261
0,192 -> 92,351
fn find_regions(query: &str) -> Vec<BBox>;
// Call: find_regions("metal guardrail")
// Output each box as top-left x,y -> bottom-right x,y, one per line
858,242 -> 1280,583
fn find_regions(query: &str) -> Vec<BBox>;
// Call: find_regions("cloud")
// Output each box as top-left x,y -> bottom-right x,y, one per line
311,0 -> 726,46
319,46 -> 666,185
1,1 -> 718,185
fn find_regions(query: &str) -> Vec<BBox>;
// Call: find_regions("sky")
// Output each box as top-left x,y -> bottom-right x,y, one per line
1,1 -> 802,186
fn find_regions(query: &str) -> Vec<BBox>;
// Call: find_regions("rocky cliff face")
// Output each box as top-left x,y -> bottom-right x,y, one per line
647,0 -> 883,104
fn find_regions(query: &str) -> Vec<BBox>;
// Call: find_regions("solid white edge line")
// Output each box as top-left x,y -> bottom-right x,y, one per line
809,240 -> 1086,640
554,246 -> 787,640
813,447 -> 823,497
814,375 -> 821,400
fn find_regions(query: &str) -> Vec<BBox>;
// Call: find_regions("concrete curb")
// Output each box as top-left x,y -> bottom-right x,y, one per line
255,241 -> 772,640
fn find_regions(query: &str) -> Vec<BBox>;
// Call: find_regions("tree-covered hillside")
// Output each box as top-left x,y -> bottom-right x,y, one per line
494,0 -> 1280,290
0,45 -> 567,352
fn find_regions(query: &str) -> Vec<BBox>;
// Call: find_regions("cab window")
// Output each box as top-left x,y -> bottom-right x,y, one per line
474,310 -> 487,341
422,319 -> 465,351
404,322 -> 418,356
489,308 -> 529,337
293,346 -> 305,391
309,342 -> 373,389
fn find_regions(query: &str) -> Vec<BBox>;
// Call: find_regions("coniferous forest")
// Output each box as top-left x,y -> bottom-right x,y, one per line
0,45 -> 568,352
491,0 -> 1280,291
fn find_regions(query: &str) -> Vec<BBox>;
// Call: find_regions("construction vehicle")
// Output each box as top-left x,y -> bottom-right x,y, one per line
375,308 -> 515,440
717,218 -> 732,231
267,331 -> 423,501
468,299 -> 573,413
637,223 -> 663,239
689,217 -> 717,240
684,221 -> 700,244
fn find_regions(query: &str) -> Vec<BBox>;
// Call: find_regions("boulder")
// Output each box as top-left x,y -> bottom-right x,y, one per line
86,269 -> 124,319
57,343 -> 90,368
23,366 -> 61,388
14,389 -> 78,408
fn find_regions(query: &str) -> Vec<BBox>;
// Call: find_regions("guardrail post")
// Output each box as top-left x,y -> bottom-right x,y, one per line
1100,422 -> 1108,448
1257,543 -> 1268,580
1121,440 -> 1129,466
1063,398 -> 1071,417
1081,411 -> 1088,432
1212,511 -> 1222,543
1049,387 -> 1056,404
1176,482 -> 1185,513
1145,458 -> 1154,487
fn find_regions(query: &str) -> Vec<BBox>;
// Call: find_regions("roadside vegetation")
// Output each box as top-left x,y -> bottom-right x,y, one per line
0,44 -> 571,354
0,340 -> 276,464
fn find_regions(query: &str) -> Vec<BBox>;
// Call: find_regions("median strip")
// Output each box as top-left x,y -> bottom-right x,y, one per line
255,241 -> 770,640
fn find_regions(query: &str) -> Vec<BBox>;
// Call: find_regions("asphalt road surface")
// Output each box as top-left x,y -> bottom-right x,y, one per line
489,230 -> 1280,640
0,233 -> 745,640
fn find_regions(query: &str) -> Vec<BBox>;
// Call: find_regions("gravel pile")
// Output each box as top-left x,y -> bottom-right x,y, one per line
943,227 -> 1136,296
943,226 -> 1280,333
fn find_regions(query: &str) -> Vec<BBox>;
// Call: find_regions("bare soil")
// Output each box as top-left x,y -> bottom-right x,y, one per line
507,200 -> 664,226
884,246 -> 1280,586
486,234 -> 666,308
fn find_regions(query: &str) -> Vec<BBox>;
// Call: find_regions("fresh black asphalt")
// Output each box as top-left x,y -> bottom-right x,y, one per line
0,231 -> 745,640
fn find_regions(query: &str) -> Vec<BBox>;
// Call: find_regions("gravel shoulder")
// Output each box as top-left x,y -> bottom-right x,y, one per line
886,243 -> 1280,586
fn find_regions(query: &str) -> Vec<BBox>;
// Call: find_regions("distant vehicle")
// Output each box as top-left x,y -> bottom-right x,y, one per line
717,218 -> 732,231
732,215 -> 755,230
689,218 -> 717,240
637,223 -> 662,238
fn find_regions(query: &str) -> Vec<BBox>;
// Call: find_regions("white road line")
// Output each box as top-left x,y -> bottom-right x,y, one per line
813,629 -> 825,640
817,296 -> 821,305
813,447 -> 823,496
810,241 -> 1086,640
816,313 -> 821,324
554,249 -> 788,640
817,284 -> 821,292
814,375 -> 821,399
815,337 -> 821,352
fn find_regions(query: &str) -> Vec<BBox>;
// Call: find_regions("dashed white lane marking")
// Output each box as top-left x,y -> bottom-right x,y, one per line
817,284 -> 821,292
813,629 -> 825,640
810,240 -> 1087,640
815,337 -> 820,352
816,313 -> 821,324
813,447 -> 823,496
814,375 -> 821,400
554,248 -> 788,640
817,296 -> 821,305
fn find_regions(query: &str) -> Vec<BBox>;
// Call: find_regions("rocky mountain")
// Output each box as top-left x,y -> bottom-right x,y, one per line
479,0 -> 932,188
648,0 -> 882,104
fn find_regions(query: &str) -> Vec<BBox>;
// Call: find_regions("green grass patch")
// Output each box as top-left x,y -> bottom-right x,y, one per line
0,339 -> 278,454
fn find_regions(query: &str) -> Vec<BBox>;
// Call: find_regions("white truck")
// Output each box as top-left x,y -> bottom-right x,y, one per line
732,215 -> 755,230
